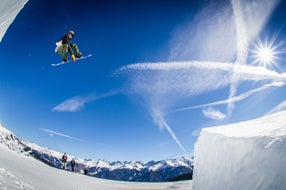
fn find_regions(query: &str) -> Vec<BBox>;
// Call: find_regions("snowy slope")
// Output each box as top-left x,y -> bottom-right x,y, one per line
0,0 -> 28,42
0,143 -> 192,190
193,111 -> 286,190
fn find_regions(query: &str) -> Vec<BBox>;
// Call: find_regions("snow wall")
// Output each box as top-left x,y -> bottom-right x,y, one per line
193,111 -> 286,190
0,0 -> 28,42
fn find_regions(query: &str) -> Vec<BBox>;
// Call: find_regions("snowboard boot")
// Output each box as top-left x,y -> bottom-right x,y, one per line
62,56 -> 68,62
75,54 -> 82,58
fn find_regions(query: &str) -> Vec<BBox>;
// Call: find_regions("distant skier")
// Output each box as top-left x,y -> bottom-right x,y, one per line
55,30 -> 82,62
61,153 -> 68,170
71,158 -> 76,172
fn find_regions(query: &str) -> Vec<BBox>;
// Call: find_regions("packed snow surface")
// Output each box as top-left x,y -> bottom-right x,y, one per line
193,111 -> 286,190
0,0 -> 28,42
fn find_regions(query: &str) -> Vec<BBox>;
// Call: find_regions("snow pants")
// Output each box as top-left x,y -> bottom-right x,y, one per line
56,43 -> 81,61
62,162 -> 67,170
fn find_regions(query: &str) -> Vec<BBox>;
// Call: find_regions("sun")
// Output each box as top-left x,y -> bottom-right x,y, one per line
256,45 -> 274,65
249,35 -> 284,69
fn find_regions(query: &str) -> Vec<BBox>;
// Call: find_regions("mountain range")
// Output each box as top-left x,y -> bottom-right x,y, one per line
0,123 -> 193,182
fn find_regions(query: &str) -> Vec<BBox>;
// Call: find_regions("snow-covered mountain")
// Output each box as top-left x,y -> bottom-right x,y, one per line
0,123 -> 193,182
0,123 -> 30,154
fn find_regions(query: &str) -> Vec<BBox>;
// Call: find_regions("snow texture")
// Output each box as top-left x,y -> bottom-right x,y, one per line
193,111 -> 286,190
0,0 -> 28,42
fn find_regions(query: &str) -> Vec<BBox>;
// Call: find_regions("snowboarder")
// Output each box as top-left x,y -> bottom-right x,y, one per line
61,153 -> 68,170
55,30 -> 82,62
71,158 -> 76,172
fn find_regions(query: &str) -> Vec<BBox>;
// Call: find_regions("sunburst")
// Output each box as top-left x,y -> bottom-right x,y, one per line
249,35 -> 284,70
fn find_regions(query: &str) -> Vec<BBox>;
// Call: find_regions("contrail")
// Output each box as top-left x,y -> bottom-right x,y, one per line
228,0 -> 249,115
173,82 -> 285,112
228,0 -> 281,115
118,60 -> 286,81
119,60 -> 232,71
151,108 -> 187,153
231,0 -> 248,63
39,128 -> 83,142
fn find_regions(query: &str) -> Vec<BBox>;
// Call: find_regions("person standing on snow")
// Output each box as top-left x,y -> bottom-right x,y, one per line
61,153 -> 68,170
83,166 -> 88,175
55,30 -> 82,62
71,158 -> 76,172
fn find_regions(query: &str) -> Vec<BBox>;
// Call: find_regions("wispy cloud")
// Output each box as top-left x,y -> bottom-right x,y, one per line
203,107 -> 226,120
39,128 -> 83,141
52,95 -> 94,112
52,90 -> 119,112
173,82 -> 285,113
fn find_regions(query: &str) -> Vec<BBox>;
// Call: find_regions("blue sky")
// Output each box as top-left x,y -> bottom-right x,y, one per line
1,0 -> 286,162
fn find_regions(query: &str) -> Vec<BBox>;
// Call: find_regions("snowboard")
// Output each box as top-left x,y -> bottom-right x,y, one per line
52,54 -> 92,66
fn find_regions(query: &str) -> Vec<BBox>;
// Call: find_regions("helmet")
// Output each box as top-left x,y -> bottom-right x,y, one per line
68,30 -> 75,36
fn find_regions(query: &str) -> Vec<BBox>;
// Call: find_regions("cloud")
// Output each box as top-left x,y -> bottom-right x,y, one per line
168,1 -> 237,62
166,0 -> 281,116
119,61 -> 286,103
118,60 -> 285,80
203,107 -> 226,120
39,128 -> 83,141
117,56 -> 286,155
115,0 -> 283,154
174,82 -> 285,113
52,90 -> 119,112
116,52 -> 286,155
226,0 -> 280,115
52,95 -> 94,112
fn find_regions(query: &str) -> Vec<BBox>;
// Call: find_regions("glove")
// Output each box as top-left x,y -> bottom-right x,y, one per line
71,54 -> 76,62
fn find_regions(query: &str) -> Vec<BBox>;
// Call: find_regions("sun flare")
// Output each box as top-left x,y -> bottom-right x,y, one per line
257,46 -> 274,64
249,36 -> 284,69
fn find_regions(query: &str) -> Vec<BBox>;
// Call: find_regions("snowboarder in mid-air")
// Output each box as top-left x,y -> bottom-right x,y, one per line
55,30 -> 82,62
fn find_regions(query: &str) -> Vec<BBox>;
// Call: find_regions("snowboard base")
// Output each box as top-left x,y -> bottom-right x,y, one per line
52,54 -> 92,66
